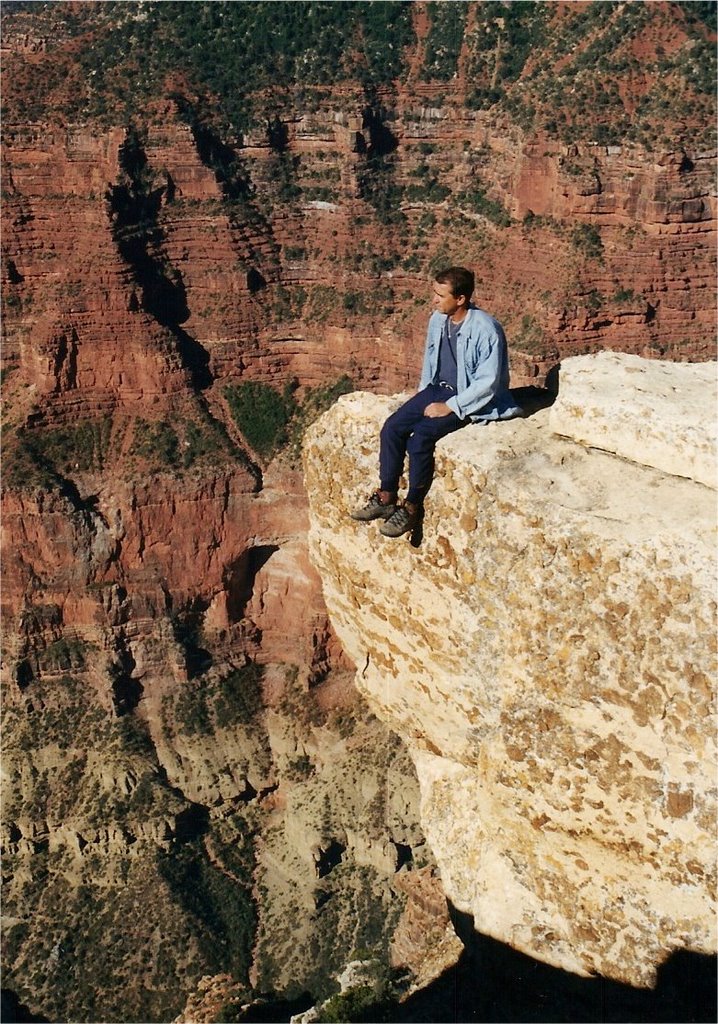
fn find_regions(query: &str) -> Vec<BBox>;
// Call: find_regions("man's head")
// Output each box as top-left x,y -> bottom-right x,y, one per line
432,266 -> 475,318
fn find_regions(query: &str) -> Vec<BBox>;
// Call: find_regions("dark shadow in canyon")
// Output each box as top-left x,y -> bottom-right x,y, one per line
173,97 -> 281,284
1,988 -> 49,1023
170,597 -> 213,678
172,325 -> 213,390
224,545 -> 280,624
388,904 -> 718,1023
362,103 -> 399,159
173,802 -> 210,842
315,838 -> 346,879
244,907 -> 716,1023
109,643 -> 142,716
106,125 -> 212,390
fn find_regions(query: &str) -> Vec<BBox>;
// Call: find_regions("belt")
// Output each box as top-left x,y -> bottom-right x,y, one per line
438,381 -> 456,390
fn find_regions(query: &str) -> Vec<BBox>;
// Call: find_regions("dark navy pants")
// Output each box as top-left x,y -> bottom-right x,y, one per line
379,384 -> 469,505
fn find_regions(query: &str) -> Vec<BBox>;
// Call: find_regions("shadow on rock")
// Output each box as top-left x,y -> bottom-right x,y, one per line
391,904 -> 718,1023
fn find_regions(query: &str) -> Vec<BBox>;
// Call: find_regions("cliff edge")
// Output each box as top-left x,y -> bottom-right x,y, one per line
303,352 -> 717,988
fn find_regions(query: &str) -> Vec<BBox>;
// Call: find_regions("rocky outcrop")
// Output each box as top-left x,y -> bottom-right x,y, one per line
2,4 -> 715,1017
303,353 -> 717,988
549,351 -> 717,488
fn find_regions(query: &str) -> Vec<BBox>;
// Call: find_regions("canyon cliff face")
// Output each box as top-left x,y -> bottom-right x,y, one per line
303,353 -> 717,989
2,107 -> 715,405
1,2 -> 716,1020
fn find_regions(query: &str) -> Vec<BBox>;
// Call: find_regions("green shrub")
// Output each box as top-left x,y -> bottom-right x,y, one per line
613,287 -> 640,304
570,224 -> 604,261
38,637 -> 89,674
287,375 -> 354,459
180,417 -> 233,469
511,314 -> 544,354
357,155 -> 406,227
224,381 -> 296,460
215,663 -> 264,729
131,418 -> 179,467
18,417 -> 112,476
343,292 -> 371,314
317,985 -> 378,1023
175,683 -> 212,736
305,284 -> 340,322
158,838 -> 256,981
457,186 -> 511,227
404,180 -> 450,204
586,288 -> 605,312
422,1 -> 470,81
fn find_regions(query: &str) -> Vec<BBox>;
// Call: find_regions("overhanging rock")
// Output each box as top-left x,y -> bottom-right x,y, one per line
303,354 -> 717,987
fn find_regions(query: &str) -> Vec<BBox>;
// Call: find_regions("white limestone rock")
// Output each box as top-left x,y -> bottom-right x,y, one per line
302,355 -> 717,988
549,352 -> 717,488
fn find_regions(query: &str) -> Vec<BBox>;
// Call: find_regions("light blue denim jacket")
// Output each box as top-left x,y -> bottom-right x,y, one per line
419,305 -> 521,422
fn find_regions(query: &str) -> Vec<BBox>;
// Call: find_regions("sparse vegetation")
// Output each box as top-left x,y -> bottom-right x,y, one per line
570,224 -> 604,261
286,375 -> 354,460
224,380 -> 296,460
457,184 -> 511,227
3,3 -> 415,131
132,417 -> 179,468
423,1 -> 470,81
19,417 -> 112,475
511,314 -> 545,354
215,663 -> 264,729
224,375 -> 354,463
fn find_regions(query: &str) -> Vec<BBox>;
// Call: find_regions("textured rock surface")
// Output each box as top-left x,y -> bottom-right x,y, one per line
550,353 -> 717,488
303,355 -> 717,987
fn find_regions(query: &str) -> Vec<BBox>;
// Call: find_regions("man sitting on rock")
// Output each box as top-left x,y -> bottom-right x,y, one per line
351,265 -> 520,537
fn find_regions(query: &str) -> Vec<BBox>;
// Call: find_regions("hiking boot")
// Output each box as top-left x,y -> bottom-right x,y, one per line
379,502 -> 422,537
350,491 -> 397,522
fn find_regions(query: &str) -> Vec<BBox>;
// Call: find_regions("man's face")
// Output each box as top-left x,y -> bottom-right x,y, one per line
432,280 -> 465,316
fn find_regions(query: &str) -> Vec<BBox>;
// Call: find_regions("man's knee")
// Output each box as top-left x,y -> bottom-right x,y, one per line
406,428 -> 438,457
382,405 -> 416,441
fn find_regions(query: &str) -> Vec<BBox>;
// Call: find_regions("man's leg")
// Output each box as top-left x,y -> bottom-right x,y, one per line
351,388 -> 440,522
378,387 -> 444,494
404,411 -> 467,506
379,405 -> 468,537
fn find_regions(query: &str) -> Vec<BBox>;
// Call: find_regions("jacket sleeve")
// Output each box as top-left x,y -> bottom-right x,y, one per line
445,326 -> 503,420
418,316 -> 436,390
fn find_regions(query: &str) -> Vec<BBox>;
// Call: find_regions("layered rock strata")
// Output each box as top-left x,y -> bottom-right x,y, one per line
303,353 -> 717,988
2,111 -> 715,409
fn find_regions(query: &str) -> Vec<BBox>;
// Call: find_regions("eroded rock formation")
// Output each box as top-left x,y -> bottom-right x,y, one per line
2,4 -> 716,1018
303,353 -> 717,988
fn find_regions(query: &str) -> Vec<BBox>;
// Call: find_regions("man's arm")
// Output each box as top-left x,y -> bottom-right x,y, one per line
418,312 -> 441,391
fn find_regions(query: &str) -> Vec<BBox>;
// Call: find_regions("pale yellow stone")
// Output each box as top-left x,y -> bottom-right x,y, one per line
303,367 -> 717,988
549,352 -> 718,489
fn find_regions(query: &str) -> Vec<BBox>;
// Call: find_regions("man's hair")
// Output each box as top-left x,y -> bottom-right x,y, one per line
434,266 -> 475,301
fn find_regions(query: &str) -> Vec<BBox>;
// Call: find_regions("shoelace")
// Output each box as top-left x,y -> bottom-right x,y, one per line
387,505 -> 412,525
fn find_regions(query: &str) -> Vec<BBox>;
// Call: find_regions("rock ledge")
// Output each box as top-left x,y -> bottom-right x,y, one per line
303,354 -> 717,987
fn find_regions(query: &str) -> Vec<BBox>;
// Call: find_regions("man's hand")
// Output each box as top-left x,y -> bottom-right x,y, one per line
424,402 -> 452,418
